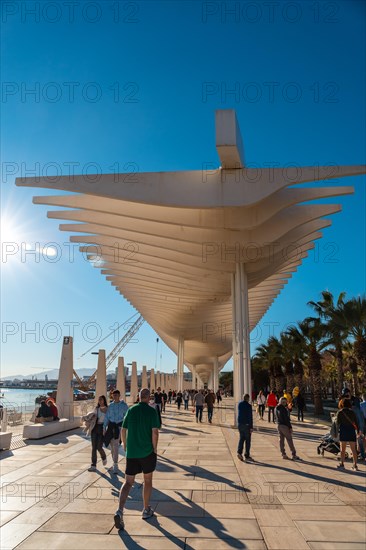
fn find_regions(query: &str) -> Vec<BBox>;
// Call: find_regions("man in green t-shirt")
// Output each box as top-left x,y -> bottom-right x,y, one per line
114,388 -> 159,531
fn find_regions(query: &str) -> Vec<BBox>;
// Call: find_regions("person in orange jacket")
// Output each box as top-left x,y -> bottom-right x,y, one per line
266,390 -> 278,423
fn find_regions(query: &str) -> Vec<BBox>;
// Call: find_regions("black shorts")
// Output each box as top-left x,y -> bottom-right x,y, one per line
125,451 -> 157,476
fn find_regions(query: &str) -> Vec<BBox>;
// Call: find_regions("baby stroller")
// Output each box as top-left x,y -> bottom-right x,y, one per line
317,431 -> 348,458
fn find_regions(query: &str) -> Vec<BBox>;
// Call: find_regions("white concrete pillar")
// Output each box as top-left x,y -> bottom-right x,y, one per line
240,263 -> 251,397
150,368 -> 155,392
177,336 -> 184,392
142,365 -> 148,389
191,366 -> 196,390
213,357 -> 219,393
156,371 -> 161,389
95,349 -> 107,406
116,356 -> 126,400
130,361 -> 138,403
161,373 -> 165,390
232,264 -> 252,423
56,336 -> 74,419
208,370 -> 213,390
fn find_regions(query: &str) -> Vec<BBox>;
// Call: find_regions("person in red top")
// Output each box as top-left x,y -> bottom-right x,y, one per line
47,399 -> 59,421
266,390 -> 278,423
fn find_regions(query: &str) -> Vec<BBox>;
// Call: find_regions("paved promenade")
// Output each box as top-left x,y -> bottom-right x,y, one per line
1,400 -> 365,549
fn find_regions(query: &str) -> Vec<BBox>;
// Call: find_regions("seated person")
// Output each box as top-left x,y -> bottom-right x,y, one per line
46,399 -> 59,421
35,400 -> 53,423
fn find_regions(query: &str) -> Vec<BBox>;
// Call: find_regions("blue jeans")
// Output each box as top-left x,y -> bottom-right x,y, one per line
238,424 -> 251,457
196,405 -> 203,421
207,407 -> 213,422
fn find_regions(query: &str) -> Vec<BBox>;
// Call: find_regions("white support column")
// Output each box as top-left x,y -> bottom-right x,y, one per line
141,365 -> 148,389
161,373 -> 166,390
56,336 -> 74,419
130,361 -> 138,403
156,371 -> 161,389
213,357 -> 219,394
191,365 -> 197,390
116,356 -> 126,400
95,349 -> 107,406
208,371 -> 213,390
177,336 -> 184,393
232,264 -> 252,419
150,368 -> 155,392
240,263 -> 251,398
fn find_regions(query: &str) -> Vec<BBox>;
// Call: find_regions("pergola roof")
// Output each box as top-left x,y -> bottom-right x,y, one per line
16,111 -> 365,380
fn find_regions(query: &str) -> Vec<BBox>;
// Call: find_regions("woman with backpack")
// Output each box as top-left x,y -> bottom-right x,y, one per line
336,398 -> 360,471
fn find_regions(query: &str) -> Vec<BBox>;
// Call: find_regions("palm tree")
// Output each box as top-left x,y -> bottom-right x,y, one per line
287,318 -> 327,415
285,326 -> 306,393
340,296 -> 366,388
343,342 -> 361,396
308,290 -> 347,395
280,333 -> 295,393
255,337 -> 284,394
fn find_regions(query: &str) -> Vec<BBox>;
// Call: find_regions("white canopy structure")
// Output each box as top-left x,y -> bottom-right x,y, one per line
16,110 -> 365,401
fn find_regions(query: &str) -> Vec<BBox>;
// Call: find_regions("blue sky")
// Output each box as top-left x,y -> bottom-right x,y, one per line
1,0 -> 365,378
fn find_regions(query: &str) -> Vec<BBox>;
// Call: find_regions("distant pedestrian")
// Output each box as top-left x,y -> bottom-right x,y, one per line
216,390 -> 222,406
237,394 -> 254,462
257,391 -> 266,420
276,397 -> 300,460
84,395 -> 108,472
161,390 -> 167,412
114,388 -> 159,531
335,398 -> 360,471
205,390 -> 215,423
266,390 -> 277,423
103,389 -> 128,474
176,391 -> 183,410
194,390 -> 205,422
296,392 -> 305,422
168,390 -> 172,404
183,390 -> 189,410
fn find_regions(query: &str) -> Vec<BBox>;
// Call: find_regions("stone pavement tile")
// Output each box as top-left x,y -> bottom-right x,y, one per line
16,532 -> 185,549
155,501 -> 205,517
0,523 -> 38,550
253,508 -> 294,526
276,491 -> 343,506
284,504 -> 363,521
8,506 -> 58,525
114,516 -> 263,539
295,520 -> 366,543
0,497 -> 41,511
39,512 -> 113,533
308,543 -> 366,550
260,526 -> 311,549
61,499 -> 158,514
192,490 -> 249,504
196,459 -> 236,465
185,538 -> 266,549
194,472 -> 241,483
0,510 -> 21,526
334,486 -> 366,505
38,467 -> 84,477
204,503 -> 255,518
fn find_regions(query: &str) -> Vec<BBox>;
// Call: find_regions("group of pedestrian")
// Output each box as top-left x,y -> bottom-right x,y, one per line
334,388 -> 366,471
237,393 -> 301,462
255,388 -> 306,423
35,397 -> 59,423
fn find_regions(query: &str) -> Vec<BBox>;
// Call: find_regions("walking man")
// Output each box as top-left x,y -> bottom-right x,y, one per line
266,390 -> 278,423
183,389 -> 190,410
237,394 -> 254,462
205,389 -> 215,423
194,390 -> 205,422
276,397 -> 300,460
103,389 -> 128,473
114,388 -> 160,531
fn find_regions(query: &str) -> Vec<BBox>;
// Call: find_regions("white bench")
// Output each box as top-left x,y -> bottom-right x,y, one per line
23,417 -> 81,439
0,431 -> 12,450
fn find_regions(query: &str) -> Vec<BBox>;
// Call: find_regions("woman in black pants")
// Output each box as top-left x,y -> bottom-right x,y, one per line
89,395 -> 108,471
296,392 -> 305,422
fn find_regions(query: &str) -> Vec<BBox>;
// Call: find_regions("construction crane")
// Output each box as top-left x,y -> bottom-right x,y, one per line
73,315 -> 145,390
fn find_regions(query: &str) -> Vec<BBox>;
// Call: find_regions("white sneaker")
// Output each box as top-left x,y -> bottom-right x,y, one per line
102,458 -> 107,466
88,465 -> 96,472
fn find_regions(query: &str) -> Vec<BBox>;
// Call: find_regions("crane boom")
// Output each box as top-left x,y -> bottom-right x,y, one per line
73,315 -> 145,389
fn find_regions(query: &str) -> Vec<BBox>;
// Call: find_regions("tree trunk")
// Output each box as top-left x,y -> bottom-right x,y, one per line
308,349 -> 324,415
335,345 -> 344,396
349,358 -> 360,397
354,336 -> 366,387
293,359 -> 305,393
